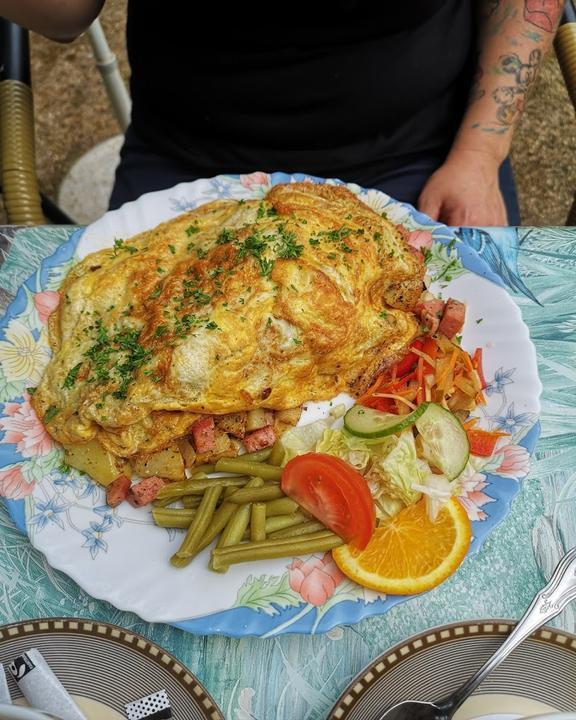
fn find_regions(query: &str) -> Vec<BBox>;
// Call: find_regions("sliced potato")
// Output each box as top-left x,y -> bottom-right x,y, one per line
176,438 -> 196,468
133,445 -> 186,481
215,412 -> 247,438
63,439 -> 131,487
276,407 -> 302,426
194,434 -> 241,465
246,408 -> 271,432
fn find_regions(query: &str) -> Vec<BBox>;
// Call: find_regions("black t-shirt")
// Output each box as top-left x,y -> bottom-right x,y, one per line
126,1 -> 475,185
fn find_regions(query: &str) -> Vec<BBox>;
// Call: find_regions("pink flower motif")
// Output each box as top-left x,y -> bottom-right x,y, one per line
458,470 -> 496,522
33,291 -> 60,325
406,230 -> 433,251
240,172 -> 270,189
0,465 -> 35,499
288,551 -> 345,606
494,444 -> 530,479
0,394 -> 54,458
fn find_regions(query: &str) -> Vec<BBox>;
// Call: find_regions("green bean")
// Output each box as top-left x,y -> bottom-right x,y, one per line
182,476 -> 251,494
268,520 -> 326,539
213,478 -> 264,568
182,495 -> 202,509
210,531 -> 343,571
157,476 -> 249,501
152,507 -> 196,529
171,485 -> 223,568
268,441 -> 285,466
190,463 -> 216,476
264,511 -> 307,534
264,497 -> 299,517
215,458 -> 282,481
250,503 -> 267,542
227,485 -> 285,504
152,495 -> 178,508
242,448 -> 272,463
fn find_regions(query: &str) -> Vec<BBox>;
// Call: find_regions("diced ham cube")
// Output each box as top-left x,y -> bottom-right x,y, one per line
243,425 -> 276,453
106,475 -> 131,508
439,298 -> 466,339
127,476 -> 166,507
191,416 -> 216,453
418,298 -> 445,334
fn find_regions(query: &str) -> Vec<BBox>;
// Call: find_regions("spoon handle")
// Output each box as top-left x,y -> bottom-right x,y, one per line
444,545 -> 576,713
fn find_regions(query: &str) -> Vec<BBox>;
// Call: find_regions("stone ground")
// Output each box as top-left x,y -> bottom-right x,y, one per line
2,0 -> 575,226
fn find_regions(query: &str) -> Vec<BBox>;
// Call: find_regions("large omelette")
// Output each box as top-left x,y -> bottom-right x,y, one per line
32,183 -> 424,461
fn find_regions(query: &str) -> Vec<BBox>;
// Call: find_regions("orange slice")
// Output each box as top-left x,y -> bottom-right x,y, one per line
332,497 -> 472,595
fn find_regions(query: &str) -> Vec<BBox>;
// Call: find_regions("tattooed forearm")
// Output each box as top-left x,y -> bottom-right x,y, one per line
523,0 -> 562,33
492,48 -> 541,126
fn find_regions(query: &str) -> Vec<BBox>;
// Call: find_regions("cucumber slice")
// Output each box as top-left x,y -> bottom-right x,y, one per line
344,403 -> 429,439
414,403 -> 470,480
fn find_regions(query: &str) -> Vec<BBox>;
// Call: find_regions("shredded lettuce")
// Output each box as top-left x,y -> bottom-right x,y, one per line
280,416 -> 337,464
412,473 -> 452,521
316,428 -> 396,473
368,429 -> 431,507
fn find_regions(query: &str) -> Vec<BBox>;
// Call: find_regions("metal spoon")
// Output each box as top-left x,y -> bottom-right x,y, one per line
376,546 -> 576,720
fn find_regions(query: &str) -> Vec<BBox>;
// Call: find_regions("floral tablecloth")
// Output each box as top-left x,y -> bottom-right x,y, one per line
0,224 -> 574,720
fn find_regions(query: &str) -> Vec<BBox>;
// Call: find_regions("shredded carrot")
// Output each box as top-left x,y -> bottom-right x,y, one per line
463,417 -> 479,430
416,357 -> 425,405
357,373 -> 386,404
372,393 -> 417,411
437,349 -> 458,391
461,349 -> 475,373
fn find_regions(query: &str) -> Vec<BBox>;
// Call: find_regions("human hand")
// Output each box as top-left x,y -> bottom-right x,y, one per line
417,149 -> 508,227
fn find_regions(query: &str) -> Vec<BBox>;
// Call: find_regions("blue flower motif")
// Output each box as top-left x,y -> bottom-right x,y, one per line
94,504 -> 123,528
206,177 -> 235,199
490,402 -> 535,434
78,478 -> 101,499
81,526 -> 109,559
30,498 -> 67,531
169,196 -> 197,212
485,366 -> 515,396
53,471 -> 83,492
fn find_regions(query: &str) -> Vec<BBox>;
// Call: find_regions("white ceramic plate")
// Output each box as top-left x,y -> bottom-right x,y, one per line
0,173 -> 541,636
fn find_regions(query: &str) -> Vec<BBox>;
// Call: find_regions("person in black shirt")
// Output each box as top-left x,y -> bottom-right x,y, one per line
1,0 -> 564,225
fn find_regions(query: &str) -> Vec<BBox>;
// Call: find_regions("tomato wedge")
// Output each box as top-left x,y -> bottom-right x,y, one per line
466,428 -> 508,457
281,453 -> 376,550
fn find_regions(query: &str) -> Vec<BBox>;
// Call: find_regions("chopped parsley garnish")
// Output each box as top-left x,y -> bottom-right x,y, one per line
185,224 -> 199,237
154,325 -> 169,338
476,318 -> 484,324
205,320 -> 219,330
26,387 -> 36,395
293,338 -> 302,345
113,238 -> 138,255
422,248 -> 432,263
196,247 -> 208,259
44,405 -> 60,423
217,228 -> 235,245
62,362 -> 83,389
275,225 -> 304,259
148,284 -> 163,300
168,244 -> 176,254
58,461 -> 71,475
379,310 -> 388,319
